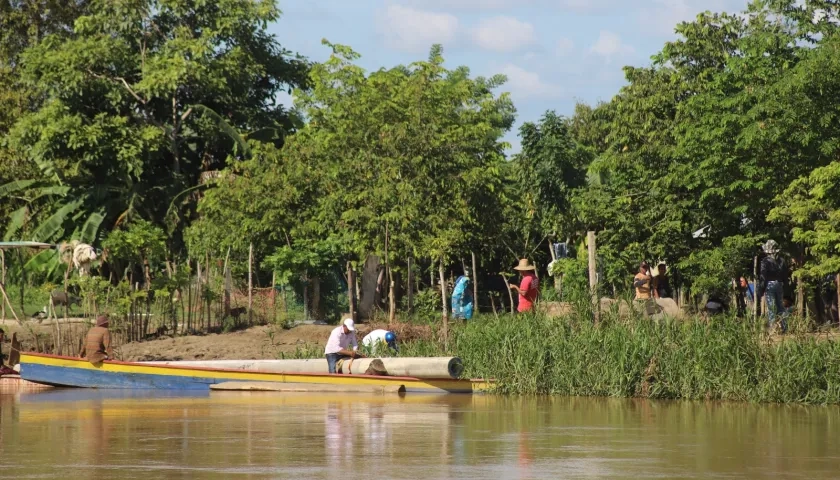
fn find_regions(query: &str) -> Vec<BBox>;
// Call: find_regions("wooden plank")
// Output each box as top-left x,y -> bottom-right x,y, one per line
210,381 -> 405,394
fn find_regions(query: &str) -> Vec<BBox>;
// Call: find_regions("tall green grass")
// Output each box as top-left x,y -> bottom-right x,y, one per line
274,310 -> 840,404
422,312 -> 840,404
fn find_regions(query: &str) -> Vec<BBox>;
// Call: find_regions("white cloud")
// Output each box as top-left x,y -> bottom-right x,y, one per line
638,0 -> 746,35
377,5 -> 459,52
471,16 -> 537,53
589,30 -> 634,61
500,64 -> 562,99
555,38 -> 574,57
403,0 -> 619,12
419,0 -> 523,8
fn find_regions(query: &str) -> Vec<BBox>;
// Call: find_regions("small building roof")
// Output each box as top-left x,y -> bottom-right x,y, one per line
0,241 -> 54,250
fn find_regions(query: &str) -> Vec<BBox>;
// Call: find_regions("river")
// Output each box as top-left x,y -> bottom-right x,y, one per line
0,390 -> 837,479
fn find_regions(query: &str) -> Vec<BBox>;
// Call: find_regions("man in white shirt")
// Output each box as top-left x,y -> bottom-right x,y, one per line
324,318 -> 366,373
362,329 -> 398,354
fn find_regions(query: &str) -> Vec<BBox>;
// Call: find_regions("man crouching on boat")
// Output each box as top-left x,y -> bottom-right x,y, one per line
324,318 -> 366,374
80,315 -> 113,364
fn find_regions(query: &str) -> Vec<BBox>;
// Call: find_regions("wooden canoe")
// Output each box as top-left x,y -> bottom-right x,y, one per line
19,352 -> 491,394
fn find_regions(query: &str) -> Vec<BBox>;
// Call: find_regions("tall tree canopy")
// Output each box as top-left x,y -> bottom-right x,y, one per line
1,0 -> 308,276
277,42 -> 515,268
568,0 -> 840,294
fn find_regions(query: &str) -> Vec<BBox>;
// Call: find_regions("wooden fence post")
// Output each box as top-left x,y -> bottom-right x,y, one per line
835,274 -> 840,325
248,242 -> 253,325
588,231 -> 599,324
502,274 -> 515,314
439,258 -> 449,351
753,256 -> 759,322
471,251 -> 478,310
407,257 -> 414,313
1,250 -> 4,321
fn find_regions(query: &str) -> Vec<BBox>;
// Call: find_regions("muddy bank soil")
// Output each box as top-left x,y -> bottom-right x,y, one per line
1,318 -> 436,361
117,324 -> 332,361
117,321 -> 436,361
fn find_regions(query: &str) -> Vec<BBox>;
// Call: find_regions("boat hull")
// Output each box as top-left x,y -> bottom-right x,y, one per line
19,353 -> 490,394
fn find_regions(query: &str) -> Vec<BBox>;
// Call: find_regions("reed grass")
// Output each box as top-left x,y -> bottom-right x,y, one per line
407,312 -> 840,404
274,310 -> 840,404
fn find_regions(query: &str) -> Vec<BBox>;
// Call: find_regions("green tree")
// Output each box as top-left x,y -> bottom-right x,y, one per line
504,110 -> 589,257
2,0 -> 309,274
568,1 -> 840,296
287,42 -> 513,311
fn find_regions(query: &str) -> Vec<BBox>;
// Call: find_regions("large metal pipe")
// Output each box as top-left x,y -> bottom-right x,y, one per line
140,357 -> 464,379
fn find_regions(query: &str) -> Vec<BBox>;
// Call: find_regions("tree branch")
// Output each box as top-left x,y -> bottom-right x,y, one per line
87,69 -> 147,105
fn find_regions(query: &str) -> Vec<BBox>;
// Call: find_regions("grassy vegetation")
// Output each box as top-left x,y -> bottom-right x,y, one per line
288,310 -> 840,405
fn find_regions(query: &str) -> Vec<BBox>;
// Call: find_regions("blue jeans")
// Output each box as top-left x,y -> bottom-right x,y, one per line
766,281 -> 787,332
325,353 -> 349,374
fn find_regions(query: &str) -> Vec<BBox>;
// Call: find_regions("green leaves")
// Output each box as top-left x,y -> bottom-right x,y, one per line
1,0 -> 309,278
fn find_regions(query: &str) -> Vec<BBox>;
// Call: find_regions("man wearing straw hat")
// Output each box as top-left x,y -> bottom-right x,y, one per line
510,259 -> 539,313
80,315 -> 113,364
759,239 -> 789,334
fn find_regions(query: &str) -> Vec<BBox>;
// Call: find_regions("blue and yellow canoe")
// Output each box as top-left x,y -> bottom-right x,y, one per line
19,353 -> 490,394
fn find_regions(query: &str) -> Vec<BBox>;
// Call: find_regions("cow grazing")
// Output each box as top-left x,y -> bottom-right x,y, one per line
50,290 -> 81,308
228,306 -> 247,322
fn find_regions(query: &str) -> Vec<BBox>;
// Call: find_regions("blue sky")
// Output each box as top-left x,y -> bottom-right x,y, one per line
268,0 -> 748,152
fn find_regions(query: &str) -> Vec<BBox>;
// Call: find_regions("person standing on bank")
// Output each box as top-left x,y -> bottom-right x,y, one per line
451,269 -> 474,320
80,315 -> 113,364
324,318 -> 366,374
759,240 -> 789,334
652,262 -> 672,299
634,262 -> 653,301
510,259 -> 539,313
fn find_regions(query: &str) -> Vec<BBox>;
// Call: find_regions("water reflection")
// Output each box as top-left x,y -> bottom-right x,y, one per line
0,392 -> 838,479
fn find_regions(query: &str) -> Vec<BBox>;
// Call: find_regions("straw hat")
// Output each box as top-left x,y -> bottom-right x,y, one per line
513,258 -> 536,271
762,239 -> 780,254
95,315 -> 109,327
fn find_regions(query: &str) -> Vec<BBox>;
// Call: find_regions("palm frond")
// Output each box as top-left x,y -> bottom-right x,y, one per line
192,104 -> 251,158
29,199 -> 84,242
3,207 -> 28,241
80,211 -> 105,244
0,179 -> 38,198
29,185 -> 71,201
24,249 -> 59,276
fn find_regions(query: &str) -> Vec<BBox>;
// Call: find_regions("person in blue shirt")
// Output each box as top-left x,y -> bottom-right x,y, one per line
736,276 -> 756,318
451,269 -> 474,320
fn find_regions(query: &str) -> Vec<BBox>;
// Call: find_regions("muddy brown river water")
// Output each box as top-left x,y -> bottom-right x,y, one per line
0,390 -> 837,479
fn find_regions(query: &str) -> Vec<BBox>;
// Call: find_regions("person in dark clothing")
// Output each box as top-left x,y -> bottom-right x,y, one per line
759,240 -> 789,333
652,262 -> 672,299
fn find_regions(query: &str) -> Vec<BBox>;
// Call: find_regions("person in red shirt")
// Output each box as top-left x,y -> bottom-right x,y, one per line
510,258 -> 539,312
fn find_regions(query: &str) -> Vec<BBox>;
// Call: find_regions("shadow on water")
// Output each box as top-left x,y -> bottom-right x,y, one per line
16,388 -> 210,403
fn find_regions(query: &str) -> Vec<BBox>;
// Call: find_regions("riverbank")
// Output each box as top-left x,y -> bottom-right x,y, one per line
123,313 -> 840,404
7,312 -> 840,404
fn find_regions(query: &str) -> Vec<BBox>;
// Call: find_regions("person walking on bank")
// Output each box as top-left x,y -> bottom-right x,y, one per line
324,318 -> 366,374
759,240 -> 789,334
510,259 -> 539,313
80,315 -> 113,364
